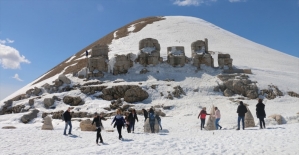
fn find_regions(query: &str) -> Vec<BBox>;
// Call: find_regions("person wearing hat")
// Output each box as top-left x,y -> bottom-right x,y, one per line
237,101 -> 248,130
198,107 -> 210,130
92,112 -> 104,144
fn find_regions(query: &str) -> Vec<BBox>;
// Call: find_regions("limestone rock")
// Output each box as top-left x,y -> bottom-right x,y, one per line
287,91 -> 299,98
21,109 -> 39,123
144,118 -> 160,133
33,87 -> 42,96
42,116 -> 54,130
244,107 -> 255,128
224,89 -> 234,97
44,98 -> 54,109
172,86 -> 186,98
29,99 -> 34,106
63,96 -> 84,106
80,119 -> 96,131
113,54 -> 133,75
124,87 -> 149,103
167,46 -> 186,67
205,105 -> 216,130
2,126 -> 16,129
58,74 -> 71,84
269,114 -> 283,125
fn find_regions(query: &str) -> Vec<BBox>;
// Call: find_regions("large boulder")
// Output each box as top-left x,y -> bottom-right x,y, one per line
29,99 -> 34,106
21,109 -> 39,123
144,118 -> 160,133
205,105 -> 216,130
124,87 -> 149,103
63,96 -> 84,106
80,119 -> 96,131
42,116 -> 54,130
269,114 -> 284,125
33,87 -> 42,96
58,74 -> 71,84
223,89 -> 234,97
44,98 -> 54,109
244,107 -> 255,128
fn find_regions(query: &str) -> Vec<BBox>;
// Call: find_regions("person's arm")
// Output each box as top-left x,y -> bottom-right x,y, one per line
92,118 -> 95,125
136,115 -> 138,122
111,116 -> 116,125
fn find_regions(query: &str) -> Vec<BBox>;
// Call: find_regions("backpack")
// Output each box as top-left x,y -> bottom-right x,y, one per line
149,113 -> 155,121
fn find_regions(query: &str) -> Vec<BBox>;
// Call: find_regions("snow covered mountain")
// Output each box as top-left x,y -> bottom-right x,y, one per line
1,16 -> 298,154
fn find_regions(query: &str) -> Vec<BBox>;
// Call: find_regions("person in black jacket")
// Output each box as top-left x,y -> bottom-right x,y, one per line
236,101 -> 248,130
111,109 -> 126,140
256,99 -> 266,129
63,107 -> 72,135
92,112 -> 104,144
128,109 -> 138,133
142,109 -> 148,122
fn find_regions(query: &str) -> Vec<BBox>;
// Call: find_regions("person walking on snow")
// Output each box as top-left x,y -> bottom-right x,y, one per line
148,108 -> 156,133
237,101 -> 248,130
124,112 -> 131,133
212,107 -> 222,130
142,109 -> 148,122
92,112 -> 104,144
256,99 -> 266,129
128,109 -> 138,133
63,107 -> 72,135
111,109 -> 126,140
198,107 -> 210,130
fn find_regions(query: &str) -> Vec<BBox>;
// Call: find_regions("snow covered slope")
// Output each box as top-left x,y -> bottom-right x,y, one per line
0,16 -> 299,155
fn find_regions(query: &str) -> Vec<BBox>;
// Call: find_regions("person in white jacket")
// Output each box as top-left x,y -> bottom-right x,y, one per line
213,107 -> 222,130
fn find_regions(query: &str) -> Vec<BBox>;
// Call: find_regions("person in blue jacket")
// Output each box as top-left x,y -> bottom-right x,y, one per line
111,109 -> 126,140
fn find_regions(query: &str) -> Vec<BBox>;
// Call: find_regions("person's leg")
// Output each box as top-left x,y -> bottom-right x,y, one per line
200,119 -> 204,130
68,121 -> 72,134
261,118 -> 266,128
117,125 -> 122,139
131,121 -> 135,132
259,118 -> 263,128
98,128 -> 103,142
158,121 -> 162,130
64,122 -> 68,135
237,116 -> 241,129
144,117 -> 147,122
241,117 -> 245,129
215,118 -> 219,130
217,119 -> 222,129
150,121 -> 154,133
96,128 -> 100,143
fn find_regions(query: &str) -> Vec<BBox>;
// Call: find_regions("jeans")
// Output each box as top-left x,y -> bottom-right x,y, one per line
215,118 -> 221,130
200,118 -> 205,130
158,120 -> 162,130
238,116 -> 245,129
64,121 -> 72,134
149,121 -> 155,133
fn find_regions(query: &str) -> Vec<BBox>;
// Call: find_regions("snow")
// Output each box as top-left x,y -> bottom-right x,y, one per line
65,55 -> 76,63
140,47 -> 156,54
169,47 -> 184,56
0,16 -> 299,154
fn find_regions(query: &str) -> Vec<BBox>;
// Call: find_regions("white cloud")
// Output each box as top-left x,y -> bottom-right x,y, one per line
228,0 -> 247,2
0,44 -> 31,69
0,38 -> 14,45
12,73 -> 23,81
173,0 -> 217,6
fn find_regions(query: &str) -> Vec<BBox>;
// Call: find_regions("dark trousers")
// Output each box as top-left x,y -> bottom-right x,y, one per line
96,127 -> 103,143
200,118 -> 205,130
144,117 -> 148,122
126,123 -> 131,133
130,121 -> 135,132
238,116 -> 245,129
117,125 -> 123,139
259,117 -> 266,128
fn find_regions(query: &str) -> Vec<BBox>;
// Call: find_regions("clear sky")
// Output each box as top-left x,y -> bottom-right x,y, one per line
0,0 -> 298,101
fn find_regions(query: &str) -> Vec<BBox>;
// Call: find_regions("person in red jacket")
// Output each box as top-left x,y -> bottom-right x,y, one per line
198,107 -> 210,130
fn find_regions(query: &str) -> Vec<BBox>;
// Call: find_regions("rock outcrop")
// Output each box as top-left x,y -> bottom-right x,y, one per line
287,91 -> 299,98
260,85 -> 283,100
269,114 -> 284,125
21,109 -> 39,123
80,119 -> 96,131
63,96 -> 84,106
44,98 -> 55,109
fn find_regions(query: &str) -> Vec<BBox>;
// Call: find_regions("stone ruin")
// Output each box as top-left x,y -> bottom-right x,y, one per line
136,38 -> 162,66
244,105 -> 255,128
88,44 -> 109,77
191,39 -> 214,68
218,53 -> 233,69
205,105 -> 216,130
167,46 -> 187,67
42,115 -> 54,130
112,54 -> 133,75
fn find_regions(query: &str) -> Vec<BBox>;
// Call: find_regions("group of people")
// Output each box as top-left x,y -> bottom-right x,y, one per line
197,99 -> 266,130
61,107 -> 163,145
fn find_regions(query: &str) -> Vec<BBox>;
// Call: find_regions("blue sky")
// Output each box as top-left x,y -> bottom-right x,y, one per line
0,0 -> 298,100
